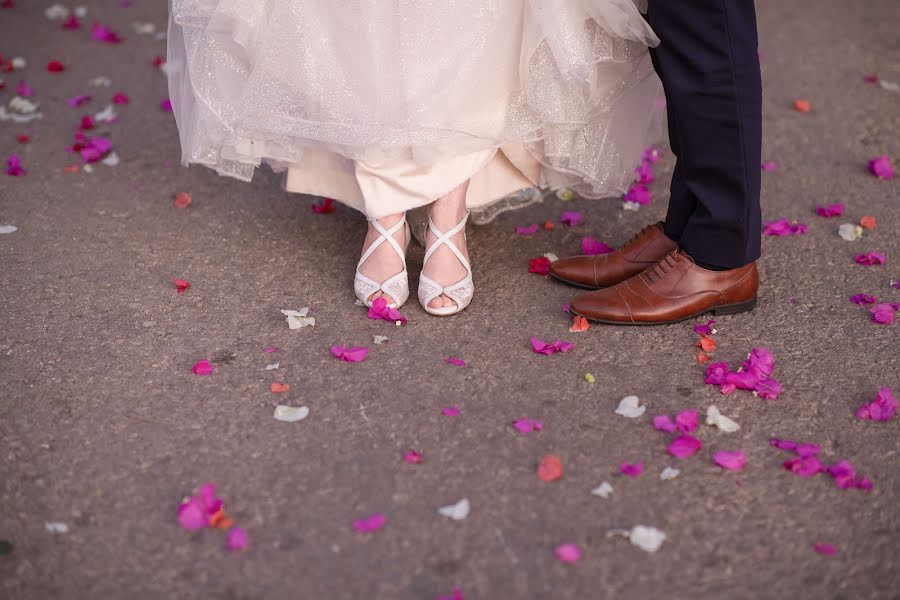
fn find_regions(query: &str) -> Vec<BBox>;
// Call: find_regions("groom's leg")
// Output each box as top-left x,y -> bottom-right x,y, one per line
647,0 -> 762,269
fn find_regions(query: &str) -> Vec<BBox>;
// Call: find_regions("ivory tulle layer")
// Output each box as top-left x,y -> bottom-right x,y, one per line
167,0 -> 664,213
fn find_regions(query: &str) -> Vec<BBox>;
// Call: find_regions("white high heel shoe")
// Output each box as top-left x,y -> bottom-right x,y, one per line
418,212 -> 474,316
355,215 -> 411,308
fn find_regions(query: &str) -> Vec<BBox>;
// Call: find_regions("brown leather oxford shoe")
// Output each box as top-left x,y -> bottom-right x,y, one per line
569,250 -> 759,325
549,222 -> 678,290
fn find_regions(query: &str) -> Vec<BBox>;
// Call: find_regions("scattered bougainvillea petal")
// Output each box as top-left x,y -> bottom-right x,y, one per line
92,22 -> 123,43
177,483 -> 223,530
581,237 -> 615,255
569,315 -> 590,332
445,357 -> 465,367
46,60 -> 65,72
270,382 -> 290,393
15,79 -> 33,97
5,154 -> 25,176
515,223 -> 539,235
814,203 -> 844,218
160,98 -> 173,112
353,513 -> 386,533
614,395 -> 645,418
441,405 -> 460,417
537,455 -> 563,481
543,220 -> 554,230
713,450 -> 746,471
331,346 -> 368,362
869,303 -> 895,324
311,198 -> 335,214
529,256 -> 551,275
760,161 -> 778,171
591,481 -> 613,498
826,460 -> 872,491
560,211 -> 582,227
763,218 -> 808,236
513,419 -> 543,434
555,543 -> 581,563
224,527 -> 248,551
867,155 -> 893,179
624,183 -> 651,205
693,319 -> 716,335
859,215 -> 876,229
855,387 -> 897,421
783,455 -> 823,477
635,161 -> 654,183
67,94 -> 91,107
850,293 -> 877,305
705,405 -> 740,432
192,359 -> 213,375
854,252 -> 886,266
367,297 -> 408,324
793,99 -> 811,112
696,336 -> 716,352
668,435 -> 702,458
111,92 -> 129,104
403,450 -> 422,464
530,337 -> 574,355
174,191 -> 192,208
653,415 -> 676,433
814,543 -> 836,556
435,588 -> 465,600
437,498 -> 470,521
619,462 -> 644,477
281,308 -> 315,329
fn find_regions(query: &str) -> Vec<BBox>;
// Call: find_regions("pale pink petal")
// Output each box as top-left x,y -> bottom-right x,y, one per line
224,527 -> 248,551
177,498 -> 208,530
555,543 -> 581,563
652,415 -> 676,433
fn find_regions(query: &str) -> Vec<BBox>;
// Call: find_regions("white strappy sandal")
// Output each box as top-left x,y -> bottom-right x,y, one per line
355,215 -> 411,308
418,212 -> 474,316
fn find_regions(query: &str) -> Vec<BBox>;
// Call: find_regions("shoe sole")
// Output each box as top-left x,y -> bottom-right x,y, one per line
548,271 -> 606,290
571,298 -> 757,326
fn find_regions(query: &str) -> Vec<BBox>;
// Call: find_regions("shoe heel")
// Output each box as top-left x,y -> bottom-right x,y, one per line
712,298 -> 757,316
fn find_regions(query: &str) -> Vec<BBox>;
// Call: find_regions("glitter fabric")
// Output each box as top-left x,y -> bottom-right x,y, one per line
167,0 -> 664,214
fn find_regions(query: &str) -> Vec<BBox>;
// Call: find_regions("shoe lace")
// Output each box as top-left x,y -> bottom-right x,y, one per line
644,251 -> 682,284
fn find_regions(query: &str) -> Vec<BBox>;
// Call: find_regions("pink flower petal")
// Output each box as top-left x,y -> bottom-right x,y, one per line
581,237 -> 615,255
869,303 -> 895,324
652,415 -> 676,433
814,203 -> 844,218
403,450 -> 422,464
783,455 -> 824,477
704,362 -> 731,385
619,462 -> 644,477
445,357 -> 466,367
642,146 -> 660,164
560,211 -> 582,227
675,410 -> 699,433
91,22 -> 123,43
513,419 -> 543,434
530,337 -> 575,355
61,14 -> 80,29
160,98 -> 173,112
814,543 -> 836,555
264,346 -> 278,353
868,155 -> 893,179
5,153 -> 25,176
331,346 -> 369,362
111,92 -> 130,104
555,543 -> 581,563
855,252 -> 886,266
529,256 -> 551,275
624,183 -> 651,205
15,79 -> 33,97
515,224 -> 539,236
850,293 -> 877,305
353,513 -> 386,533
693,319 -> 716,335
435,588 -> 465,600
177,498 -> 208,530
668,435 -> 702,458
225,527 -> 248,551
367,297 -> 408,324
763,218 -> 808,236
441,405 -> 461,417
635,161 -> 654,183
67,94 -> 91,107
191,359 -> 213,375
855,387 -> 897,421
760,161 -> 778,171
713,450 -> 746,471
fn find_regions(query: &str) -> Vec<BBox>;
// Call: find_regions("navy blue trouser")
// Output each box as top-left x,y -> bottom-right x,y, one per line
646,0 -> 762,269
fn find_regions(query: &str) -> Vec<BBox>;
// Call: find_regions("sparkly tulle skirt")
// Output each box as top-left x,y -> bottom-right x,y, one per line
167,0 -> 664,221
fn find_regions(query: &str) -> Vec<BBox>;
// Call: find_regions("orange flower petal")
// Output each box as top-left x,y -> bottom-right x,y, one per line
63,164 -> 79,173
537,455 -> 563,482
696,351 -> 711,364
543,220 -> 554,230
569,315 -> 590,332
174,191 -> 192,209
696,336 -> 717,352
859,215 -> 876,229
270,382 -> 290,393
793,99 -> 811,113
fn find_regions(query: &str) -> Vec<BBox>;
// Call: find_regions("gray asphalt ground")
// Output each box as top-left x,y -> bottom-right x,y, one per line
1,1 -> 899,599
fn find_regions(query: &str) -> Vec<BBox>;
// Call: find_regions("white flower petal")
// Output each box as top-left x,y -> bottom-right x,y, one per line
543,252 -> 559,263
45,4 -> 70,19
45,522 -> 69,534
837,223 -> 862,242
879,79 -> 899,93
89,76 -> 112,87
94,104 -> 116,123
0,225 -> 17,235
629,525 -> 666,553
706,405 -> 740,433
265,363 -> 280,371
437,498 -> 470,521
591,482 -> 613,498
660,467 -> 680,480
273,405 -> 309,423
614,395 -> 646,418
101,151 -> 120,166
373,335 -> 389,345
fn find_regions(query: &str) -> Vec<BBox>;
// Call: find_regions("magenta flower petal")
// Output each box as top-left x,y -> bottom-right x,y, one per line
783,455 -> 823,477
353,513 -> 386,533
704,362 -> 730,385
713,450 -> 746,471
513,419 -> 543,434
634,161 -> 654,183
225,527 -> 248,551
850,293 -> 877,305
668,435 -> 702,458
367,297 -> 408,324
814,543 -> 836,556
15,79 -> 33,97
760,161 -> 778,171
111,92 -> 130,104
435,588 -> 465,600
445,357 -> 466,367
725,370 -> 759,391
192,359 -> 213,375
754,378 -> 783,400
642,146 -> 660,163
581,237 -> 615,255
855,387 -> 897,421
160,98 -> 173,112
560,211 -> 582,227
177,498 -> 208,530
675,410 -> 699,433
91,22 -> 123,43
867,155 -> 893,179
763,218 -> 807,236
5,154 -> 25,176
529,256 -> 551,275
869,303 -> 895,324
619,462 -> 644,477
515,223 -> 539,235
331,346 -> 369,362
530,337 -> 574,355
693,319 -> 716,335
855,252 -> 886,266
67,94 -> 91,107
555,543 -> 581,563
652,415 -> 676,433
814,203 -> 844,218
624,183 -> 651,205
441,405 -> 461,417
403,450 -> 422,464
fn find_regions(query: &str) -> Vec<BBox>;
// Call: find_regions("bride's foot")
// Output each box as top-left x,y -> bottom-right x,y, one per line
419,182 -> 473,314
356,213 -> 410,307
